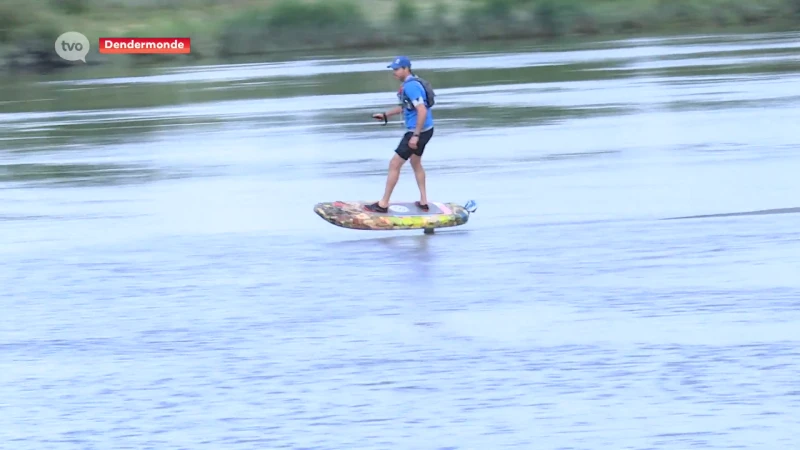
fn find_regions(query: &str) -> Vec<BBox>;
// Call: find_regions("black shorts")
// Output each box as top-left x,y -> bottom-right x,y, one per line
395,128 -> 434,160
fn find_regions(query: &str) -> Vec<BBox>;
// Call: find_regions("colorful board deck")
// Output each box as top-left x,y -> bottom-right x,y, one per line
314,200 -> 477,231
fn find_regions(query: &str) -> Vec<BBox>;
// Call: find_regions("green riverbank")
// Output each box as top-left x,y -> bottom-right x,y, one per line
2,0 -> 799,72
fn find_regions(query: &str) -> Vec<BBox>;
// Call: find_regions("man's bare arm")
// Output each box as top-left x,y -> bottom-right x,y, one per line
373,106 -> 402,122
413,104 -> 427,135
385,106 -> 403,117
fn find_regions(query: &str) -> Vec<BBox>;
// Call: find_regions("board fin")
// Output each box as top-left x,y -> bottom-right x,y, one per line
464,200 -> 478,213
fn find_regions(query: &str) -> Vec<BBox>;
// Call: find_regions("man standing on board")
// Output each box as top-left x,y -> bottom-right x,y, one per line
366,55 -> 434,213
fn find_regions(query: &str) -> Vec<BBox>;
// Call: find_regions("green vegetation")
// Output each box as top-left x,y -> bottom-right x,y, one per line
2,0 -> 800,71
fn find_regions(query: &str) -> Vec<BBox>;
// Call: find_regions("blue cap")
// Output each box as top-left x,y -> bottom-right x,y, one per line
387,56 -> 411,69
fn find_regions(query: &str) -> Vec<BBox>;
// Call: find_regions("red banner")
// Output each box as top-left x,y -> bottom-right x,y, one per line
98,38 -> 191,54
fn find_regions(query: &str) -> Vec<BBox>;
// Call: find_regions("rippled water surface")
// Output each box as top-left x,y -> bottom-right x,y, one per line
2,33 -> 799,449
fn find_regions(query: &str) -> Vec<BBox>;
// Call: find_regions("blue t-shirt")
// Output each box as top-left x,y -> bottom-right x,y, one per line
397,75 -> 434,131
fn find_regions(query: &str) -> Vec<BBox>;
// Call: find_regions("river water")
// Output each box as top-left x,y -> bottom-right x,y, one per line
2,32 -> 799,449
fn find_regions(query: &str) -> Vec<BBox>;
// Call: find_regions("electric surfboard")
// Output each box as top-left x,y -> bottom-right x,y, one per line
314,200 -> 477,234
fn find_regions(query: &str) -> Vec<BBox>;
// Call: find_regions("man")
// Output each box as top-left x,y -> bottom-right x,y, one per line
365,55 -> 434,213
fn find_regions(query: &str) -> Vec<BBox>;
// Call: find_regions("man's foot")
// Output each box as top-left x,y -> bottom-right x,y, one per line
415,201 -> 429,212
364,202 -> 388,213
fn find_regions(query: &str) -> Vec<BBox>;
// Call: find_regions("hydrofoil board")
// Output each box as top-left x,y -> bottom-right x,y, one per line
314,200 -> 477,232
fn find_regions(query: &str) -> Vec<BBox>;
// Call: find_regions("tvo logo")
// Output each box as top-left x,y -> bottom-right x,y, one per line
55,31 -> 90,62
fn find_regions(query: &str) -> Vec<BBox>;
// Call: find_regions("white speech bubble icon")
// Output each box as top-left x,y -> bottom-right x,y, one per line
55,31 -> 90,63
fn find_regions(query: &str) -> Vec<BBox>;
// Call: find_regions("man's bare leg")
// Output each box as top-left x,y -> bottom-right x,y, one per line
409,154 -> 428,205
379,154 -> 405,208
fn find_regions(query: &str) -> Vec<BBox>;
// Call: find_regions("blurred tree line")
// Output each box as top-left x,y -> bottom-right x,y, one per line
2,0 -> 799,70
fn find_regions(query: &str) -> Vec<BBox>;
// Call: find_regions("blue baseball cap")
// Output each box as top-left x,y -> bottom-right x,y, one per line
387,56 -> 411,69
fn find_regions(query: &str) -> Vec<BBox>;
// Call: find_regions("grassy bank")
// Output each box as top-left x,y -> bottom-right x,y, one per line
2,0 -> 800,72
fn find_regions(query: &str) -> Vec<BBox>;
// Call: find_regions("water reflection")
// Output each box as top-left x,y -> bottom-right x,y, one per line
0,162 -> 167,187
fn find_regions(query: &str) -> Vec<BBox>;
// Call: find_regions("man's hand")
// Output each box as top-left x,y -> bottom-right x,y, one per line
409,135 -> 419,149
372,112 -> 387,124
